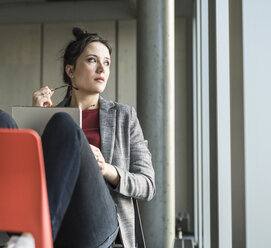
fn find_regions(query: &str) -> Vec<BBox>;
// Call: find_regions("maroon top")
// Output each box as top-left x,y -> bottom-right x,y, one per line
82,109 -> 101,149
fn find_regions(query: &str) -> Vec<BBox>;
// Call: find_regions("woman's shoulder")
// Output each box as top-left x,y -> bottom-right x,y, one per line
100,96 -> 135,114
115,101 -> 134,113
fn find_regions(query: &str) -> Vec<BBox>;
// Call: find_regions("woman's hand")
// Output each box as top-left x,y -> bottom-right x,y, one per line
90,144 -> 120,187
32,86 -> 54,107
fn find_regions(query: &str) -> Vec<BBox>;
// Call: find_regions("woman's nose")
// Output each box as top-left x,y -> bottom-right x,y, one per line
96,62 -> 105,73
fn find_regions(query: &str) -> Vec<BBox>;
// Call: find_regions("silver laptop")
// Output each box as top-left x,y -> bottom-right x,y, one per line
12,106 -> 82,136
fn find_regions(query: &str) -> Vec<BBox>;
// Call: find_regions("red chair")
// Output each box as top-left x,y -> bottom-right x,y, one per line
0,129 -> 53,248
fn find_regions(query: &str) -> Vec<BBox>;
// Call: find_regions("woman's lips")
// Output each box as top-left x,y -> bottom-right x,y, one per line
95,77 -> 105,83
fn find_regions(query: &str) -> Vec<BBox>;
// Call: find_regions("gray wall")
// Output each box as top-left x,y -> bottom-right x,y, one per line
242,0 -> 271,247
0,24 -> 41,114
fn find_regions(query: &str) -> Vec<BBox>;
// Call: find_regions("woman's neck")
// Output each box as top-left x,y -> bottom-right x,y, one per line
69,92 -> 99,110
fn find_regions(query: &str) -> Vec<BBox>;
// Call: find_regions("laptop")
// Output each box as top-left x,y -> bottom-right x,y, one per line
12,106 -> 82,136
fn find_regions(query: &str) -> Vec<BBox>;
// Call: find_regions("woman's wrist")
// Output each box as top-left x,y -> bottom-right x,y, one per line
104,163 -> 120,187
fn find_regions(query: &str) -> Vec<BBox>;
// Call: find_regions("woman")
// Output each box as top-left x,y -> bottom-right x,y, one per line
31,27 -> 156,247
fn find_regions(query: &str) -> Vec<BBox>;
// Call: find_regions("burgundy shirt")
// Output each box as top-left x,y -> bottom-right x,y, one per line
82,109 -> 101,149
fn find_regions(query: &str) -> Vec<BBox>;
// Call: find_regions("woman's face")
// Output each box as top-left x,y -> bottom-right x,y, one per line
68,41 -> 111,95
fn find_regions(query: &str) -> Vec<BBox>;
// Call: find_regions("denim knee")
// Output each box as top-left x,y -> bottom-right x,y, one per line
0,110 -> 18,128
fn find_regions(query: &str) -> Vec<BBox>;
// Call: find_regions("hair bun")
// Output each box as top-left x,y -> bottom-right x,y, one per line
72,27 -> 88,40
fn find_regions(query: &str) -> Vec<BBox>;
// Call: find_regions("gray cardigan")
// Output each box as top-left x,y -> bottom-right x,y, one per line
58,96 -> 155,248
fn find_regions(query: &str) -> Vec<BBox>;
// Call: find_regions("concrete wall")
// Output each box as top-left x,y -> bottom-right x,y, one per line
0,24 -> 41,114
242,0 -> 271,247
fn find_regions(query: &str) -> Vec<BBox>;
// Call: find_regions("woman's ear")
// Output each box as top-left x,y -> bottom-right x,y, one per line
65,64 -> 74,78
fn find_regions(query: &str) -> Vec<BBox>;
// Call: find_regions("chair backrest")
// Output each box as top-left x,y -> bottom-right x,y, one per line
0,129 -> 53,248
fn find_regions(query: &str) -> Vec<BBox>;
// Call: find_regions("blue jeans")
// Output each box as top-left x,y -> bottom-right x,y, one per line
0,110 -> 118,248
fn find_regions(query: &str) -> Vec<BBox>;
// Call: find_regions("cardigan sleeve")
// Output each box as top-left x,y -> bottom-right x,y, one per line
111,107 -> 156,201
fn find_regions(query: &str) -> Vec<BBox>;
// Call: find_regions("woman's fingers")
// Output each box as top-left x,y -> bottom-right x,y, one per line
89,145 -> 105,162
89,145 -> 105,173
32,86 -> 54,107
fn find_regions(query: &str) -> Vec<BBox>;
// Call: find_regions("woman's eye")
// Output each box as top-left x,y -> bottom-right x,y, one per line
87,57 -> 96,62
104,61 -> 110,66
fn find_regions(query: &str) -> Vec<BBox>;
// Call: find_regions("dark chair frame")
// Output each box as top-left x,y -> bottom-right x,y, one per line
112,199 -> 146,248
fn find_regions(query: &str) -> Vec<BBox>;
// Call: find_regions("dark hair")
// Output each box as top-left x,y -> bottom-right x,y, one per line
63,27 -> 112,98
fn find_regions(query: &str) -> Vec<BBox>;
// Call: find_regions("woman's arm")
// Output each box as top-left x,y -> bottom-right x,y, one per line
112,107 -> 156,201
91,106 -> 155,201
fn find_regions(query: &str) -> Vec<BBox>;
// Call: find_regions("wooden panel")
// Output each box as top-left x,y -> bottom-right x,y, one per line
118,20 -> 137,109
43,21 -> 116,105
0,24 -> 41,114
